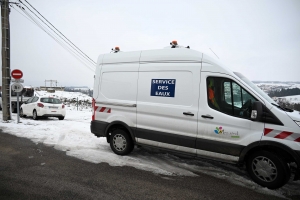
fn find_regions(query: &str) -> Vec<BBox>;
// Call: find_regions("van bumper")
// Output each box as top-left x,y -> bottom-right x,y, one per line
90,120 -> 108,137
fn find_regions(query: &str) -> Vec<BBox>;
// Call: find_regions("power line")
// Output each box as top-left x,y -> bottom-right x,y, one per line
18,0 -> 96,68
10,4 -> 34,23
23,0 -> 96,65
14,4 -> 95,72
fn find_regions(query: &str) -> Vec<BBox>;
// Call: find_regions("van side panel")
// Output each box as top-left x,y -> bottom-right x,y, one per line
136,63 -> 200,154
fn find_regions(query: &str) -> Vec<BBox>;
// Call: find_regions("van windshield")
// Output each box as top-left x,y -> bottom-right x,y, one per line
234,72 -> 276,105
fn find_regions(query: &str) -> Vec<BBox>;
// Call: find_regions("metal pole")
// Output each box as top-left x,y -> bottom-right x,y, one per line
77,97 -> 78,110
1,0 -> 11,120
17,92 -> 20,123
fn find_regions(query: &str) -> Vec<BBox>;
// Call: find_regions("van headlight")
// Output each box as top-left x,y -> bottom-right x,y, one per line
295,121 -> 300,127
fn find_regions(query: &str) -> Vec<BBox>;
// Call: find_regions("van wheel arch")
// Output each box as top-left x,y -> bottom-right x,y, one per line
104,121 -> 136,144
240,141 -> 299,168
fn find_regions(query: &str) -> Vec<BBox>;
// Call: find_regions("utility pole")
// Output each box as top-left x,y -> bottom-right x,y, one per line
1,0 -> 11,121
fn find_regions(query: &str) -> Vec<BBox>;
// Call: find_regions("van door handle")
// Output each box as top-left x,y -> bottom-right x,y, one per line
201,115 -> 214,119
183,112 -> 194,116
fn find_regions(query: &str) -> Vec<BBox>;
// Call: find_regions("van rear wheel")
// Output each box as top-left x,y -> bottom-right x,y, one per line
110,129 -> 134,155
246,150 -> 291,189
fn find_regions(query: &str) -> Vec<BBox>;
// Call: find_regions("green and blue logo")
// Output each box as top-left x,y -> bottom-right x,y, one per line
214,127 -> 224,134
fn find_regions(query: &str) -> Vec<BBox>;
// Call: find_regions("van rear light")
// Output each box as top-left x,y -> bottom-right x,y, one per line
62,104 -> 65,109
37,103 -> 44,108
92,98 -> 95,121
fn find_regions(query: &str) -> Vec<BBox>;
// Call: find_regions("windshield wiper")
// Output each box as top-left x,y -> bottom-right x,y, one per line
271,103 -> 293,112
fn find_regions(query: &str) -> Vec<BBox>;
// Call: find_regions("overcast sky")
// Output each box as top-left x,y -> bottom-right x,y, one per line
2,0 -> 300,87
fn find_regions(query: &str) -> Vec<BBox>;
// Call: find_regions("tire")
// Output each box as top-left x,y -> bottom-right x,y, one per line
32,110 -> 39,120
58,116 -> 65,120
109,129 -> 134,155
20,108 -> 26,118
12,108 -> 17,113
246,150 -> 291,189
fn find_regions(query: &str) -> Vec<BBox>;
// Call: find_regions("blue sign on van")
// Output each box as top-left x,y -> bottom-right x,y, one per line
151,79 -> 176,97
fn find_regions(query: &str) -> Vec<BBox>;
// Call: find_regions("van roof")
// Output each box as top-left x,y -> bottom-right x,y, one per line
98,48 -> 216,65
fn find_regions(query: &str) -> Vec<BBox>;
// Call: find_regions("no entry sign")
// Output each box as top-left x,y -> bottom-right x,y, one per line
11,69 -> 23,79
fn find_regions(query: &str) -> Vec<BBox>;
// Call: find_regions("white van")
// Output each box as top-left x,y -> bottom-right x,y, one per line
91,44 -> 300,189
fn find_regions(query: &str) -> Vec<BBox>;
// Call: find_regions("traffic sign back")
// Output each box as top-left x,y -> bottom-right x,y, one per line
12,83 -> 24,93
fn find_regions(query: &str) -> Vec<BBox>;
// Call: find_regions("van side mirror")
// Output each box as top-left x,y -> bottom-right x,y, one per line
251,101 -> 263,121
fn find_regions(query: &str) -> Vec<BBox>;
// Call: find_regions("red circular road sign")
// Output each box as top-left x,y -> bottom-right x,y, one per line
11,69 -> 23,79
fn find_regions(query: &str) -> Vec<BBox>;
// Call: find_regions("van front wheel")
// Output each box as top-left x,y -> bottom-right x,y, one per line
246,150 -> 291,189
110,129 -> 134,155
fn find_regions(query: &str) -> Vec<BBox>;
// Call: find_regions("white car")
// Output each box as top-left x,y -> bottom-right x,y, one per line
20,96 -> 66,120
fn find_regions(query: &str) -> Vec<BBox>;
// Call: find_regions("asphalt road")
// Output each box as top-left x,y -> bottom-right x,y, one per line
0,129 -> 285,200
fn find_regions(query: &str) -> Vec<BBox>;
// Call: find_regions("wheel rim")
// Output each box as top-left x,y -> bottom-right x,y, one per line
252,156 -> 277,182
113,134 -> 127,151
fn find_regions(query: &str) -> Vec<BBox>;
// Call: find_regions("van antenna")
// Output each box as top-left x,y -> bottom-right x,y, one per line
209,48 -> 219,59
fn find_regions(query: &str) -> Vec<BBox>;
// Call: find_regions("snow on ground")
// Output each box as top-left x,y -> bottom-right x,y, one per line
1,106 -> 300,198
277,95 -> 300,104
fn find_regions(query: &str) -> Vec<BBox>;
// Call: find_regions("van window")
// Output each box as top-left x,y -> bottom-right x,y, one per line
207,77 -> 256,119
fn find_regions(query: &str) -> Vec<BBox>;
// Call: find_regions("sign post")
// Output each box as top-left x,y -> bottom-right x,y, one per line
11,69 -> 24,123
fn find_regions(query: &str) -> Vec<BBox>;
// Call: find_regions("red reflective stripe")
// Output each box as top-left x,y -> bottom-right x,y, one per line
92,98 -> 96,121
295,137 -> 300,142
100,107 -> 106,112
92,98 -> 95,107
107,108 -> 111,113
94,106 -> 98,111
274,131 -> 293,139
264,128 -> 273,135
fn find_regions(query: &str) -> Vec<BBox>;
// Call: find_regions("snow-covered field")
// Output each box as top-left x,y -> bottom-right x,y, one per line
34,90 -> 92,103
277,95 -> 300,104
256,82 -> 300,89
1,90 -> 300,199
